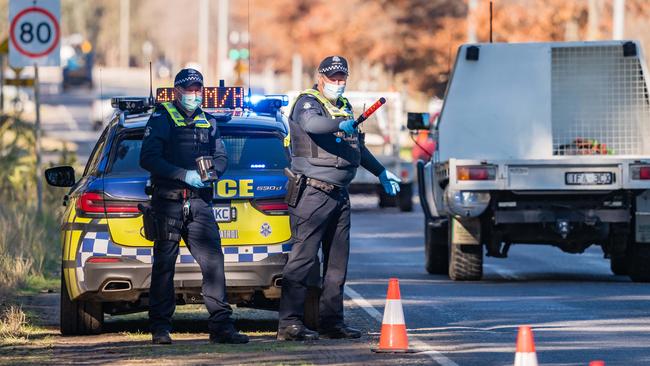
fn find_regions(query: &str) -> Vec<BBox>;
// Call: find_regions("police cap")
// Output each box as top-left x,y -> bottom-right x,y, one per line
174,68 -> 204,89
318,56 -> 349,77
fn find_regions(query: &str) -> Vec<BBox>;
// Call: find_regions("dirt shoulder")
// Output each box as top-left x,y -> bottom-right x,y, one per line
0,293 -> 430,365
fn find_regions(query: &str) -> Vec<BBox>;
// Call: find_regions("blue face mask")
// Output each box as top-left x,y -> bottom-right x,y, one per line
322,81 -> 345,101
180,93 -> 202,112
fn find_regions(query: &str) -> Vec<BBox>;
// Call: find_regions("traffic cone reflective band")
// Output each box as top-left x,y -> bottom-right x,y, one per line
514,325 -> 538,366
375,278 -> 409,352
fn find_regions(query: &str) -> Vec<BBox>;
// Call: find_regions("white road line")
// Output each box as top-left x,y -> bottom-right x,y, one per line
344,285 -> 459,366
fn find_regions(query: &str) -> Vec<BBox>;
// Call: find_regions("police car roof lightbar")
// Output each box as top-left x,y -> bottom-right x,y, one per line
353,97 -> 386,128
111,97 -> 152,114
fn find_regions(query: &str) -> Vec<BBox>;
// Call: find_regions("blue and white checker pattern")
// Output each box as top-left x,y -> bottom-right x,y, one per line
76,232 -> 293,281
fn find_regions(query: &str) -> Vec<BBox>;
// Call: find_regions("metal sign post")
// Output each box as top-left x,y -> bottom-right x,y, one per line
34,64 -> 42,214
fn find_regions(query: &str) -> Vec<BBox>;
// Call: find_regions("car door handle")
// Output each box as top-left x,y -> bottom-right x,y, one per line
63,195 -> 69,206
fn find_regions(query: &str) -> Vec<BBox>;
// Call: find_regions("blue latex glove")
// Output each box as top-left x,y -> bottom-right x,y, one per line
338,119 -> 356,135
184,170 -> 206,188
379,169 -> 402,196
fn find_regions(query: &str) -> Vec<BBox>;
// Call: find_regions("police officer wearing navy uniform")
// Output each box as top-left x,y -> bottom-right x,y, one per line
140,68 -> 248,345
277,56 -> 402,341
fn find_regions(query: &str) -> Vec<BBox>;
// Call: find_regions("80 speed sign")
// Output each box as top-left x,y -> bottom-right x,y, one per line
9,0 -> 61,67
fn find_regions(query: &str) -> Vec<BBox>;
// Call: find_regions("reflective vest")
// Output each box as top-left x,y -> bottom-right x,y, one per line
161,102 -> 211,128
160,102 -> 214,170
289,89 -> 362,169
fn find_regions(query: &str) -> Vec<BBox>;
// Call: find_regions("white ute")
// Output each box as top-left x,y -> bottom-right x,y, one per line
410,40 -> 650,281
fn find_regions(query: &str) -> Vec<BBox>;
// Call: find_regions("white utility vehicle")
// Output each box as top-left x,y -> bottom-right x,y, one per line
411,41 -> 650,281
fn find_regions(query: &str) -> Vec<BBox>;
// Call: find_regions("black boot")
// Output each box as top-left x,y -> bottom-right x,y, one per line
277,324 -> 319,341
209,324 -> 249,344
152,329 -> 172,344
319,325 -> 362,339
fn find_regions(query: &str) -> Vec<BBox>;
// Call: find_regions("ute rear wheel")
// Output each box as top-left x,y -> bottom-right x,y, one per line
627,243 -> 650,282
447,217 -> 483,281
425,218 -> 449,274
60,270 -> 104,335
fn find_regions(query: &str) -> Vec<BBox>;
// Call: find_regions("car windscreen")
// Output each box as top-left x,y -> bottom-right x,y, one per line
106,130 -> 289,175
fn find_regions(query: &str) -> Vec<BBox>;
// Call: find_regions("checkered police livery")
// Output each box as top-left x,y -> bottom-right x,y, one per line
75,231 -> 292,282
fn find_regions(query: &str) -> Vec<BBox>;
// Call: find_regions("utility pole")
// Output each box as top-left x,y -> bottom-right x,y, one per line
217,0 -> 229,81
119,0 -> 130,67
587,0 -> 600,40
467,0 -> 478,43
198,0 -> 209,77
291,53 -> 302,91
613,0 -> 625,40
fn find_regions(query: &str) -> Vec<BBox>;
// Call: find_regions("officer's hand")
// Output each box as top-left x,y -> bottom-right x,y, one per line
184,170 -> 207,188
379,169 -> 401,196
338,119 -> 356,135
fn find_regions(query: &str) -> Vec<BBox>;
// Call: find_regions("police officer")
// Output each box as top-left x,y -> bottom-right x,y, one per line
140,68 -> 248,345
277,56 -> 402,341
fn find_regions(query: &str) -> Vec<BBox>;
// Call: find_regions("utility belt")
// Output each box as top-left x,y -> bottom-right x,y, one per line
284,168 -> 339,207
152,187 -> 209,201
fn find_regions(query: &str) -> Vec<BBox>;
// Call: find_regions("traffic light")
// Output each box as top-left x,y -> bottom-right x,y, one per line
228,48 -> 249,61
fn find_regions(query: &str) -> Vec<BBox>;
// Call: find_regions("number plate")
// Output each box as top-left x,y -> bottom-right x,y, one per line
565,172 -> 613,185
213,205 -> 235,223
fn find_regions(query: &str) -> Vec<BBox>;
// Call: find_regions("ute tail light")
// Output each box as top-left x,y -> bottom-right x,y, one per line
76,192 -> 141,217
631,165 -> 650,180
457,165 -> 497,181
253,198 -> 288,215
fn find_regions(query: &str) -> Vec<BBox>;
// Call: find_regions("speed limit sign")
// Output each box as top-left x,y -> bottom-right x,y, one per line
9,0 -> 61,67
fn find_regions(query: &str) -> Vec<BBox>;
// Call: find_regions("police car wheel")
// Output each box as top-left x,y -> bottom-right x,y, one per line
627,242 -> 650,282
398,183 -> 413,212
425,218 -> 448,275
447,217 -> 483,281
610,255 -> 628,276
303,286 -> 321,330
60,270 -> 104,335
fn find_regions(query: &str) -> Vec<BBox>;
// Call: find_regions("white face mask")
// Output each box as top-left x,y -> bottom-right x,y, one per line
180,93 -> 202,112
322,81 -> 345,101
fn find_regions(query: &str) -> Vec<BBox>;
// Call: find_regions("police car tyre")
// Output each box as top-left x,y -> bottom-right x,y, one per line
627,242 -> 650,282
425,218 -> 449,274
60,271 -> 104,335
447,217 -> 483,281
610,254 -> 628,276
303,286 -> 320,330
398,183 -> 413,212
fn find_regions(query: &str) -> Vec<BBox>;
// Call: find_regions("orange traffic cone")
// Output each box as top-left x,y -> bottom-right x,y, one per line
514,325 -> 538,366
589,361 -> 605,366
372,278 -> 411,353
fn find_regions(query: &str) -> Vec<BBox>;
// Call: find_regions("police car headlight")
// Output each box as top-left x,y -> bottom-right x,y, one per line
445,189 -> 490,217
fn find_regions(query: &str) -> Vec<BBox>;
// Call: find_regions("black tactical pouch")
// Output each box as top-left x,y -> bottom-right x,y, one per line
284,168 -> 305,207
138,203 -> 183,242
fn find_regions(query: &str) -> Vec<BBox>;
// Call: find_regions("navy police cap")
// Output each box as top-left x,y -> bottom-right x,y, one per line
174,68 -> 204,88
318,56 -> 349,77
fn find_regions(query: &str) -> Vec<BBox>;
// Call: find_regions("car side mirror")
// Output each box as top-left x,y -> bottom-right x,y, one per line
407,112 -> 431,130
44,166 -> 76,187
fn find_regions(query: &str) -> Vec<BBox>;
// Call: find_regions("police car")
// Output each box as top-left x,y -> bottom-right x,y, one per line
45,86 -> 319,335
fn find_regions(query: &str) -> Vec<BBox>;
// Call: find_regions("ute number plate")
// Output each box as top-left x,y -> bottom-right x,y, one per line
565,172 -> 613,185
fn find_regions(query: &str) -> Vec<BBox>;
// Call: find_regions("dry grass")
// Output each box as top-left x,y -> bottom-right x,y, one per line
0,305 -> 28,340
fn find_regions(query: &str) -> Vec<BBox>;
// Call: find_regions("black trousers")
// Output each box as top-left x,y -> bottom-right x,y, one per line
278,185 -> 351,329
148,197 -> 233,333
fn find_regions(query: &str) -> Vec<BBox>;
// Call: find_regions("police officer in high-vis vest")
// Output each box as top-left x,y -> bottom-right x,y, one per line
140,69 -> 248,345
277,56 -> 402,341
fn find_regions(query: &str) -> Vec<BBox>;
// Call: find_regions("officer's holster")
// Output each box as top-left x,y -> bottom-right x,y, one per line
284,168 -> 306,207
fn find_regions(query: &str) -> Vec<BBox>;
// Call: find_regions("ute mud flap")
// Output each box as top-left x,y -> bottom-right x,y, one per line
417,160 -> 433,221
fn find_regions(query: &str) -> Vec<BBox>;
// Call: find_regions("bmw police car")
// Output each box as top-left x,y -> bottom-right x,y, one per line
45,85 -> 318,335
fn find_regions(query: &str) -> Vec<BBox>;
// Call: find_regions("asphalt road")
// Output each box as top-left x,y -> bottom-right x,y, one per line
346,201 -> 650,366
39,81 -> 650,365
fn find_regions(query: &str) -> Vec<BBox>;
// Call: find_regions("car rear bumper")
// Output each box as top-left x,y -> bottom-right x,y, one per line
80,252 -> 288,301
